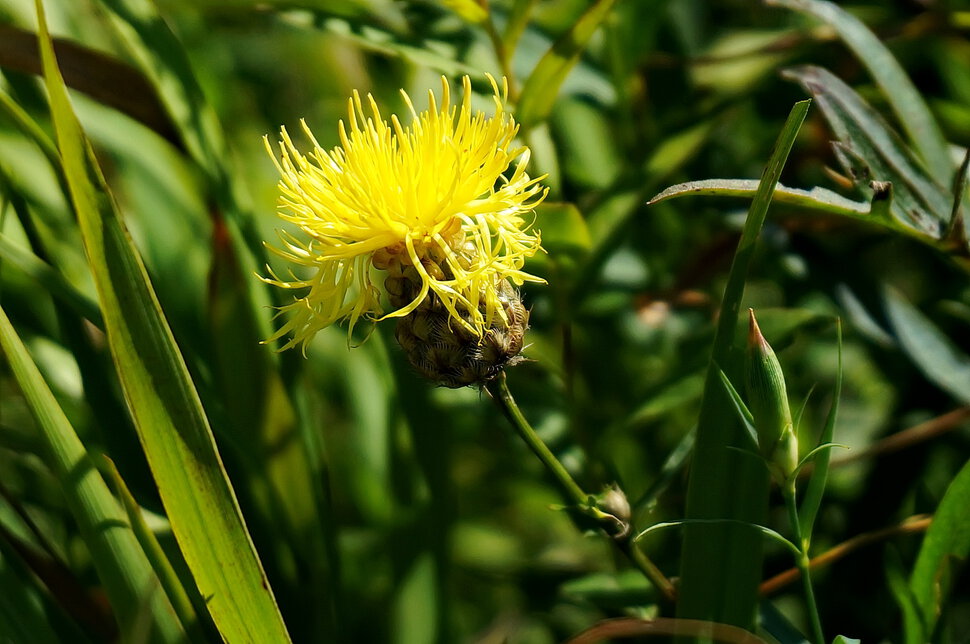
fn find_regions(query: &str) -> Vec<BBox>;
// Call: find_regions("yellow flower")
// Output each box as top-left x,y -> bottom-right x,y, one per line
262,75 -> 547,352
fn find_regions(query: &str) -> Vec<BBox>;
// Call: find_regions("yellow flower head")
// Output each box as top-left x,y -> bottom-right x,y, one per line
263,75 -> 548,352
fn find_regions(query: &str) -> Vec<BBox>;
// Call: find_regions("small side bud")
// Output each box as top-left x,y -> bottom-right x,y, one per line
591,484 -> 631,539
745,309 -> 798,480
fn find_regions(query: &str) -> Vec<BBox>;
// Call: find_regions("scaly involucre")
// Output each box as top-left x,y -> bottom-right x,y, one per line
263,75 -> 547,352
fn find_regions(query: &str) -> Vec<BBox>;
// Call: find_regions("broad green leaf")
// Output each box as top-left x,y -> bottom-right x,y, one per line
908,459 -> 970,642
883,286 -> 970,405
515,0 -> 616,127
783,65 -> 952,238
677,100 -> 810,629
33,1 -> 291,641
0,306 -> 182,643
769,0 -> 952,179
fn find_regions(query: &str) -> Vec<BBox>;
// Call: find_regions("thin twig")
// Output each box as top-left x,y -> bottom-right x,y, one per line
799,407 -> 970,477
760,514 -> 932,596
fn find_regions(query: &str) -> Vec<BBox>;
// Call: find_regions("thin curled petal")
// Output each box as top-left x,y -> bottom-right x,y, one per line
263,75 -> 548,349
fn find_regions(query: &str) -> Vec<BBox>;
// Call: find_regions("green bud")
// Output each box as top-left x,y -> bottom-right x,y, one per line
745,309 -> 798,480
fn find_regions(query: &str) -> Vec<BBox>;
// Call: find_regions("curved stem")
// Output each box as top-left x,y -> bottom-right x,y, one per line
782,484 -> 824,644
485,372 -> 676,602
486,372 -> 587,505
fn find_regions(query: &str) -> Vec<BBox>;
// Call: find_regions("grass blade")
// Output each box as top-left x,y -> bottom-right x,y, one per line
33,1 -> 291,641
100,456 -> 210,644
768,0 -> 952,179
798,320 -> 842,536
0,306 -> 182,643
515,0 -> 616,127
676,99 -> 811,629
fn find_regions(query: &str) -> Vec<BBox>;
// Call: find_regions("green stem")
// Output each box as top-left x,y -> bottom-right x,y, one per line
486,372 -> 676,602
782,483 -> 824,644
487,372 -> 586,505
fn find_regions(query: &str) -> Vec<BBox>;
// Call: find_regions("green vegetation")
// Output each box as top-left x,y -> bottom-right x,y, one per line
1,1 -> 968,642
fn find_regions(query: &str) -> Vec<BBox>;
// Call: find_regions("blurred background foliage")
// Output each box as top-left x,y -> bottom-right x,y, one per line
1,0 -> 969,642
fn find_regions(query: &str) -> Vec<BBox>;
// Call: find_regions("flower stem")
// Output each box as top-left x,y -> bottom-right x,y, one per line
487,372 -> 587,505
485,372 -> 676,602
782,483 -> 824,644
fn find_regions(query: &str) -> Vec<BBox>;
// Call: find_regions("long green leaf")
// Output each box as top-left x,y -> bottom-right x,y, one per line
515,0 -> 616,127
0,306 -> 182,643
798,319 -> 842,536
783,65 -> 952,236
676,100 -> 810,629
883,286 -> 970,405
907,459 -> 970,642
100,457 -> 209,644
33,1 -> 291,641
768,0 -> 952,179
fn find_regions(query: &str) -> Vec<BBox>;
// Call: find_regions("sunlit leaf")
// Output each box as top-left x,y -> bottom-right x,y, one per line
34,1 -> 292,640
515,0 -> 616,127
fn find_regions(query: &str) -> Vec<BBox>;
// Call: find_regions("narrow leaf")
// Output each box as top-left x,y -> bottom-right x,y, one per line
649,179 -> 869,217
0,306 -> 182,643
798,319 -> 842,535
883,286 -> 970,405
515,0 -> 616,127
768,0 -> 952,179
637,519 -> 800,558
783,65 -> 952,236
33,1 -> 292,641
678,99 -> 811,629
717,368 -> 760,450
100,457 -> 209,644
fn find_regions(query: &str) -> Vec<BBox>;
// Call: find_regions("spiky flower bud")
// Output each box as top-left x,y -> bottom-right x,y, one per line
745,309 -> 799,480
384,246 -> 529,387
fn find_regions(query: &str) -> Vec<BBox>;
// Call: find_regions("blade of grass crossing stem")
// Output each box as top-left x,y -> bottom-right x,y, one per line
515,0 -> 616,128
33,2 -> 292,642
907,458 -> 970,642
0,307 -> 183,643
799,319 -> 842,536
677,100 -> 811,629
768,0 -> 952,179
100,456 -> 210,644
